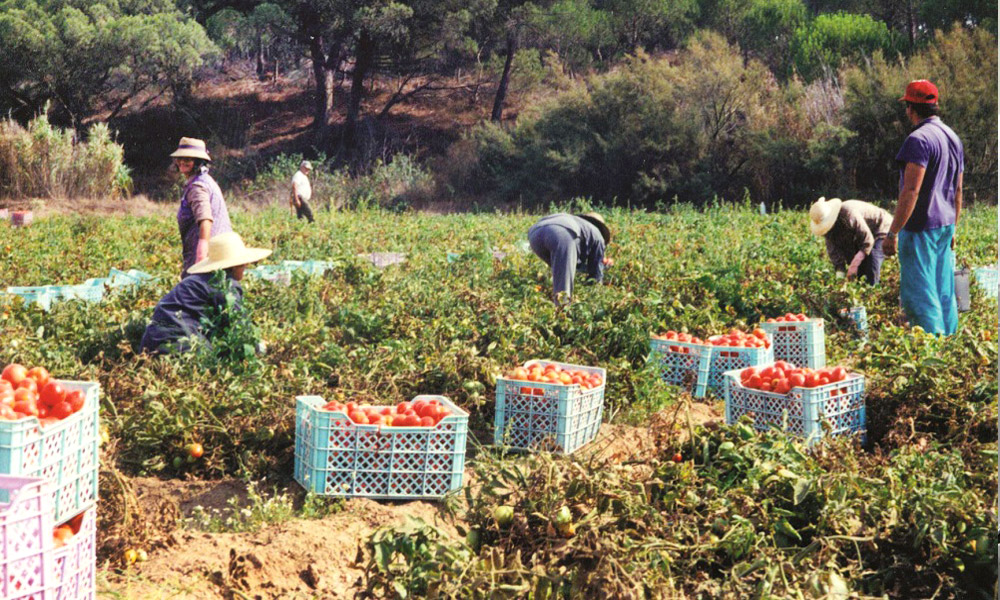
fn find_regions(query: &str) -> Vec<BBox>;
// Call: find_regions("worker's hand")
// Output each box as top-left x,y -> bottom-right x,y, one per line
196,238 -> 210,262
883,234 -> 897,256
846,264 -> 858,279
602,257 -> 614,267
951,234 -> 955,251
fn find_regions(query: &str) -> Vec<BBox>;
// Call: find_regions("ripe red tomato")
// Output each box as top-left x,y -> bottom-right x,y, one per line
68,513 -> 84,533
26,367 -> 50,390
396,401 -> 412,415
12,399 -> 37,417
0,406 -> 16,420
1,364 -> 27,387
186,443 -> 204,459
419,416 -> 435,427
15,378 -> 37,394
65,390 -> 85,413
672,453 -> 683,463
348,411 -> 368,424
51,401 -> 73,420
788,373 -> 806,388
39,381 -> 66,408
831,367 -> 847,382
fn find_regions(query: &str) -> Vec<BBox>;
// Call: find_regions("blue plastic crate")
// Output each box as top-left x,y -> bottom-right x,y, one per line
724,368 -> 866,445
294,395 -> 468,499
705,342 -> 774,393
493,361 -> 606,454
106,268 -> 153,289
0,381 -> 100,525
0,475 -> 54,600
61,285 -> 104,303
760,319 -> 826,369
649,338 -> 711,398
4,287 -> 53,311
974,266 -> 998,299
839,306 -> 868,340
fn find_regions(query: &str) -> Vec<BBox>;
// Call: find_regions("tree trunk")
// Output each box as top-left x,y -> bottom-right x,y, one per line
256,34 -> 265,78
310,36 -> 334,145
343,31 -> 375,151
491,33 -> 517,122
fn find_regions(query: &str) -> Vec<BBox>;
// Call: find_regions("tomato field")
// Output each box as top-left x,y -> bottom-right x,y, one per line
1,202 -> 997,599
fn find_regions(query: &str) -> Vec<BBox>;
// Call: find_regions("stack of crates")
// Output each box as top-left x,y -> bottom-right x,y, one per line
974,266 -> 998,299
649,338 -> 773,398
0,379 -> 100,599
493,361 -> 606,454
724,367 -> 866,445
295,396 -> 468,499
760,319 -> 826,369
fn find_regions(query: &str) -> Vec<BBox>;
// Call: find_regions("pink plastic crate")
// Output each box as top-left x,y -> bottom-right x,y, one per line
0,475 -> 52,600
49,507 -> 96,600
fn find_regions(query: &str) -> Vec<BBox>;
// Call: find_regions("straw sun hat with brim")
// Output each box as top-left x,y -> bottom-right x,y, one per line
187,232 -> 272,274
576,212 -> 611,244
170,137 -> 212,162
808,197 -> 843,236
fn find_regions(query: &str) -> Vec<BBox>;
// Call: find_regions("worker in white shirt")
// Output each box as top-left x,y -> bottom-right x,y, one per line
290,160 -> 315,223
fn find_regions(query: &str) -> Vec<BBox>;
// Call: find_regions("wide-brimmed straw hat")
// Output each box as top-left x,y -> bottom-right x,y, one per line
808,197 -> 843,236
576,212 -> 611,244
187,232 -> 272,274
170,137 -> 212,162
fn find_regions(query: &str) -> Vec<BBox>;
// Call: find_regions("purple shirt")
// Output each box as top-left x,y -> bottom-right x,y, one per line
178,170 -> 233,277
895,116 -> 964,232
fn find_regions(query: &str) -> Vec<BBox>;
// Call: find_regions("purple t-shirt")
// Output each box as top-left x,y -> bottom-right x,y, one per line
895,117 -> 964,232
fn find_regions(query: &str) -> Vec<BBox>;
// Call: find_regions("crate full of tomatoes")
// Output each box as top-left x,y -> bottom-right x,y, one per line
724,361 -> 865,445
294,395 -> 468,500
49,506 -> 96,600
0,364 -> 100,524
759,313 -> 826,369
494,360 -> 606,454
650,328 -> 773,398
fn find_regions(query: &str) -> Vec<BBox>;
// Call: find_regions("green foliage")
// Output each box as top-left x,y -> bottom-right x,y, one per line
790,11 -> 897,81
0,112 -> 131,199
740,0 -> 807,73
840,25 -> 998,199
0,0 -> 218,122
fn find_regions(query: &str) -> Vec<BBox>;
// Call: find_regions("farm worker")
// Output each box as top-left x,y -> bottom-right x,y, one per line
883,80 -> 964,336
290,160 -> 315,223
527,213 -> 612,304
171,137 -> 233,279
808,197 -> 893,285
140,232 -> 271,355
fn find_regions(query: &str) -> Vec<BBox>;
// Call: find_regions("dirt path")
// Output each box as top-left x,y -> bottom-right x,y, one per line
98,403 -> 720,599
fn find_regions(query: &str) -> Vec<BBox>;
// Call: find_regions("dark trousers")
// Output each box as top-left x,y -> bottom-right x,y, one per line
859,237 -> 885,285
296,199 -> 315,223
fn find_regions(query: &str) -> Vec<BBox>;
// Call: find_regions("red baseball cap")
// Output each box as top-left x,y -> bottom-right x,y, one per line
900,79 -> 939,104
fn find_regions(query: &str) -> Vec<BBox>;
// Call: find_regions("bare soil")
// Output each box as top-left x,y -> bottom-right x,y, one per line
98,404 -> 720,599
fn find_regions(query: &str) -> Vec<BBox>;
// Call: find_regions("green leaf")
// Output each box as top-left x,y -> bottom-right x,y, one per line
792,479 -> 811,505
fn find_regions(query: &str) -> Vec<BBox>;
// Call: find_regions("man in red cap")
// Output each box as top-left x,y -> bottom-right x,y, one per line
883,79 -> 964,335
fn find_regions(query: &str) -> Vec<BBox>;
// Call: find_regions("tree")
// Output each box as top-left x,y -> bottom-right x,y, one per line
0,0 -> 218,126
790,11 -> 897,81
600,0 -> 699,53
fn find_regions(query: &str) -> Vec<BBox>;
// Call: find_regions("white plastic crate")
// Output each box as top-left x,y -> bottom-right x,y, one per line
493,361 -> 606,454
974,266 -> 998,299
48,507 -> 96,600
724,368 -> 866,445
0,475 -> 52,600
0,381 -> 100,525
760,319 -> 826,369
295,395 -> 468,499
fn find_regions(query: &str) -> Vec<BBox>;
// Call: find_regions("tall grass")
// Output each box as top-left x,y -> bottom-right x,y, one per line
0,113 -> 132,200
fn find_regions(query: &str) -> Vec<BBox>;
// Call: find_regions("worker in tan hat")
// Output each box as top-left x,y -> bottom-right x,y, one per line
171,137 -> 233,278
140,232 -> 271,355
809,197 -> 892,285
527,212 -> 612,304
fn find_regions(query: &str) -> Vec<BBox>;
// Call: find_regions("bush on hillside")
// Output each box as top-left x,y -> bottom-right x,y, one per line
0,113 -> 132,200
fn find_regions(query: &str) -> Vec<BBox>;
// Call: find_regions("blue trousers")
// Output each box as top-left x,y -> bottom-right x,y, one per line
528,225 -> 577,302
898,225 -> 958,335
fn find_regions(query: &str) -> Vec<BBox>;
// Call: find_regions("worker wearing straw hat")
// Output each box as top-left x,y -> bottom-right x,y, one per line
171,137 -> 233,278
527,212 -> 613,304
883,79 -> 964,335
808,197 -> 893,285
140,232 -> 271,355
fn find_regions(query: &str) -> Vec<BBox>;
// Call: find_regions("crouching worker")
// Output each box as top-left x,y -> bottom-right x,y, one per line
140,232 -> 271,355
809,197 -> 892,285
527,212 -> 612,304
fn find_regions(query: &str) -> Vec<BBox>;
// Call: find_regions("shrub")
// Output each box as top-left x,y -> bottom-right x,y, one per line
0,112 -> 131,200
790,12 -> 898,82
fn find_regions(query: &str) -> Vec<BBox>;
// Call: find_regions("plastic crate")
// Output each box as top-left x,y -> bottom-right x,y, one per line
974,266 -> 998,299
11,211 -> 33,227
0,475 -> 52,600
649,338 -> 711,398
839,306 -> 868,340
358,252 -> 407,268
107,268 -> 153,288
4,288 -> 53,311
61,285 -> 104,303
649,338 -> 773,398
760,319 -> 826,369
0,382 -> 100,525
724,368 -> 866,445
295,395 -> 468,499
493,361 -> 606,454
49,507 -> 96,600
